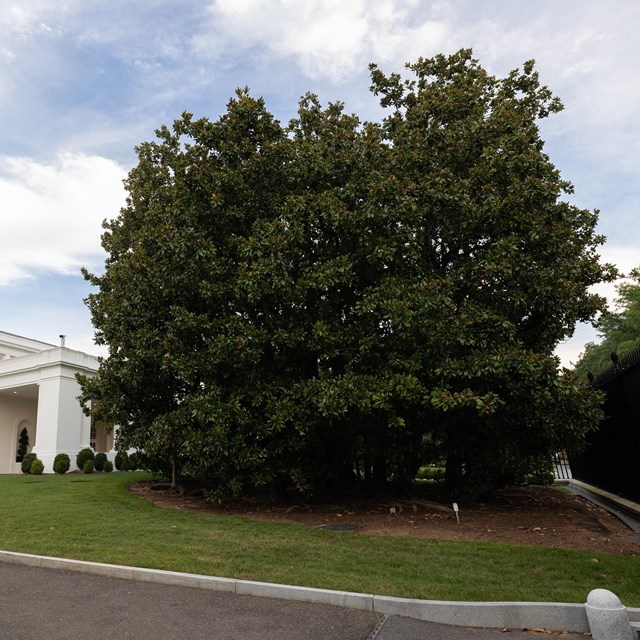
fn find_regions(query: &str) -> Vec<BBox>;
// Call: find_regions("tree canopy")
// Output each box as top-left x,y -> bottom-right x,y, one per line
574,267 -> 640,383
79,50 -> 614,498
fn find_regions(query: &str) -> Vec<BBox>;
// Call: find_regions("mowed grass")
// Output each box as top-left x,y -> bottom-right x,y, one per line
1,472 -> 639,605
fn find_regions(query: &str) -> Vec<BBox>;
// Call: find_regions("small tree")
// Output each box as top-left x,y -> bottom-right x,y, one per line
16,427 -> 29,462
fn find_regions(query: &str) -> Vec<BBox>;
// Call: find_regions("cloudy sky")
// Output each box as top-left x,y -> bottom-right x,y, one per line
1,0 -> 638,366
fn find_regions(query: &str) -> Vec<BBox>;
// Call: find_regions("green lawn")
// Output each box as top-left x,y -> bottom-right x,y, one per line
1,472 -> 639,605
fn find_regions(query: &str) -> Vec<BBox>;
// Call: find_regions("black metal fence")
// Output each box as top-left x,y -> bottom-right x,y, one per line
569,346 -> 640,503
552,451 -> 572,480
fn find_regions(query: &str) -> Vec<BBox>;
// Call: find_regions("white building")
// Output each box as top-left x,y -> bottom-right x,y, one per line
0,331 -> 113,473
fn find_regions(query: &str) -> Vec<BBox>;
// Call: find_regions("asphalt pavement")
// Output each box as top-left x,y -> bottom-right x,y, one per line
0,561 -> 561,640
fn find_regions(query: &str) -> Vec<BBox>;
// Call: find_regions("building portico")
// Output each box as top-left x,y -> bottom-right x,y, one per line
0,331 -> 108,473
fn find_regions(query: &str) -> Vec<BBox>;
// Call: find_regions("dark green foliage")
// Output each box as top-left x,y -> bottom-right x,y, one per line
128,451 -> 171,477
16,428 -> 29,462
103,460 -> 114,472
21,452 -> 37,474
127,451 -> 142,471
76,448 -> 95,471
416,466 -> 445,482
574,267 -> 640,382
79,50 -> 613,498
94,452 -> 108,472
114,451 -> 129,471
53,453 -> 71,474
30,458 -> 44,475
83,460 -> 95,474
522,459 -> 555,486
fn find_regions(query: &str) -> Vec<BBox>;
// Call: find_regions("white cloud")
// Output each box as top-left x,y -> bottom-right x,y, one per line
196,0 -> 449,81
0,0 -> 637,365
0,153 -> 127,286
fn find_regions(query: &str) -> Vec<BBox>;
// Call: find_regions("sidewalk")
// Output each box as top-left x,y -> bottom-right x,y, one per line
0,561 -> 562,640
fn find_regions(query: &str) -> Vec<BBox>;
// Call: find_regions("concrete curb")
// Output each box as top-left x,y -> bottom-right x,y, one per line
1,549 -> 638,632
567,480 -> 640,523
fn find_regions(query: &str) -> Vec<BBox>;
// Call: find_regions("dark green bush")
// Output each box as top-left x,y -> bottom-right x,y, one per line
114,450 -> 129,471
103,460 -> 114,473
83,459 -> 95,474
53,453 -> 70,474
21,452 -> 37,474
30,458 -> 44,475
522,459 -> 555,486
94,452 -> 108,472
416,466 -> 445,481
16,427 -> 29,462
128,451 -> 143,471
76,447 -> 95,471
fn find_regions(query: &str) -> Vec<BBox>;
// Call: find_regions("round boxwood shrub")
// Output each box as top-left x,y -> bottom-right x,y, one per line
83,459 -> 94,474
114,450 -> 129,471
94,452 -> 108,472
128,451 -> 142,471
76,447 -> 95,471
30,458 -> 44,475
103,460 -> 114,473
21,452 -> 37,474
53,453 -> 71,474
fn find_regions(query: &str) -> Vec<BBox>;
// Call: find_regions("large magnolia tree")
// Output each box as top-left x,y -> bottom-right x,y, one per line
79,50 -> 615,497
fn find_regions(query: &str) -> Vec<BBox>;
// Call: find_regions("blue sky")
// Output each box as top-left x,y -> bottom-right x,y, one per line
1,0 -> 638,365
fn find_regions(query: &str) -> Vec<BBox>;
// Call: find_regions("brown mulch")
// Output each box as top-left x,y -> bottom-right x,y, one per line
126,481 -> 640,557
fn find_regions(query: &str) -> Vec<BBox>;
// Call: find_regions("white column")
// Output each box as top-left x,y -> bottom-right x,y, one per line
32,374 -> 86,472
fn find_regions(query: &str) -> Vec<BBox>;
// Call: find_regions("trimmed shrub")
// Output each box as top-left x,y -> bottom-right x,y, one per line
16,427 -> 29,462
94,452 -> 108,472
83,459 -> 95,474
76,447 -> 95,471
416,466 -> 445,482
53,453 -> 71,474
128,451 -> 142,471
21,452 -> 37,474
30,458 -> 44,475
114,450 -> 129,471
103,460 -> 114,473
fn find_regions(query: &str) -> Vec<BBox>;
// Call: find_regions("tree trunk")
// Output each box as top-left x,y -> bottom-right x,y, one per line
372,455 -> 387,489
444,449 -> 464,497
170,457 -> 178,490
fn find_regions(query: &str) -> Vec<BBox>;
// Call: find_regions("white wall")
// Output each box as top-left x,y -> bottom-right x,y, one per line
0,395 -> 37,473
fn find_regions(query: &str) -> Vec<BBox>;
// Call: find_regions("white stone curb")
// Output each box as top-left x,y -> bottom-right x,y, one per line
1,549 -> 638,632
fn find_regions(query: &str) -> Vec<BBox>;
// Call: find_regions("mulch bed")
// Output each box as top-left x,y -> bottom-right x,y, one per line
127,481 -> 640,556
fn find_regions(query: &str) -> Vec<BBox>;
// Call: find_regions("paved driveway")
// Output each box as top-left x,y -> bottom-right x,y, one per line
0,562 -> 556,640
0,562 -> 379,640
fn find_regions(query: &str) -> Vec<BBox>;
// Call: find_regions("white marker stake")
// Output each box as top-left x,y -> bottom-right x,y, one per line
452,502 -> 460,524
